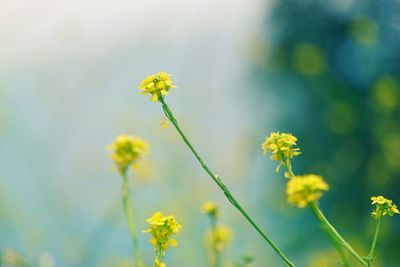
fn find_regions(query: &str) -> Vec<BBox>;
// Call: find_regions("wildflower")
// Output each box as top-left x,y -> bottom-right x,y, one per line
108,134 -> 149,174
201,201 -> 218,216
370,196 -> 400,219
139,72 -> 177,102
206,224 -> 233,251
286,174 -> 329,208
144,212 -> 181,266
262,132 -> 300,174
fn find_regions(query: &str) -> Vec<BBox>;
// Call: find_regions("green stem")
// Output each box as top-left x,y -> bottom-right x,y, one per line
308,202 -> 368,266
366,218 -> 381,266
121,171 -> 143,267
209,215 -> 221,267
319,218 -> 351,267
159,97 -> 295,267
283,161 -> 295,179
155,244 -> 164,267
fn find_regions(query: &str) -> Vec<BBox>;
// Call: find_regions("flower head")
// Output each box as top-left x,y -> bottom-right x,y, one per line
201,201 -> 218,217
206,224 -> 233,252
108,134 -> 149,174
370,196 -> 400,219
144,211 -> 181,262
262,132 -> 301,174
286,174 -> 329,208
139,72 -> 177,102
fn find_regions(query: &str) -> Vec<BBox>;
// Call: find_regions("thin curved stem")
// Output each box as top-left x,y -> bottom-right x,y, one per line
366,218 -> 381,266
159,97 -> 295,267
121,171 -> 143,267
309,202 -> 368,266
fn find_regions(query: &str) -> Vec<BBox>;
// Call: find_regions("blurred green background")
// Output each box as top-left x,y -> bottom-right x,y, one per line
1,0 -> 399,266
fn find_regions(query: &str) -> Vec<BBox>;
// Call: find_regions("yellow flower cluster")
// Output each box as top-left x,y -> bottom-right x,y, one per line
139,72 -> 177,102
144,211 -> 181,264
370,196 -> 400,219
201,201 -> 218,216
286,174 -> 329,208
108,134 -> 149,174
154,258 -> 166,267
262,132 -> 300,173
206,225 -> 233,252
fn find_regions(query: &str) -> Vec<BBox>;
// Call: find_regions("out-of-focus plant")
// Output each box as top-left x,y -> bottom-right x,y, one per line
1,249 -> 31,267
139,71 -> 295,266
108,134 -> 149,267
263,131 -> 399,266
143,212 -> 181,267
201,201 -> 233,267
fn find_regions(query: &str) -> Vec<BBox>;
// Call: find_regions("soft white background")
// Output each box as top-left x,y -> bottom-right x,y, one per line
0,1 -> 294,266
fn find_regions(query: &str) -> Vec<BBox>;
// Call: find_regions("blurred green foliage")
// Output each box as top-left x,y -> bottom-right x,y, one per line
254,0 -> 400,265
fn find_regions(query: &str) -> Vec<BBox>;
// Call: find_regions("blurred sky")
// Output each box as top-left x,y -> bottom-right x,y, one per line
0,1 -> 294,266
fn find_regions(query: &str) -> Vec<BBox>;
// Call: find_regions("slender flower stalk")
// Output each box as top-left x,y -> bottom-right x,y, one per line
108,134 -> 148,267
202,201 -> 223,267
157,96 -> 294,266
322,231 -> 350,267
287,173 -> 365,266
122,170 -> 144,267
366,218 -> 381,266
365,195 -> 399,266
286,174 -> 354,266
210,216 -> 220,267
208,224 -> 233,267
308,202 -> 367,266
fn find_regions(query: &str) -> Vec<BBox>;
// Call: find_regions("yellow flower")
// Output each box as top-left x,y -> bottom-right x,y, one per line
262,132 -> 301,173
139,72 -> 177,102
144,212 -> 182,258
370,195 -> 400,219
154,258 -> 166,267
286,174 -> 329,208
108,134 -> 149,174
206,224 -> 233,252
201,201 -> 218,216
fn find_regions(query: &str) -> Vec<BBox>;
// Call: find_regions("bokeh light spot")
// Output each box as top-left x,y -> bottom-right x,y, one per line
325,101 -> 357,135
292,43 -> 326,75
350,16 -> 379,45
371,75 -> 400,109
